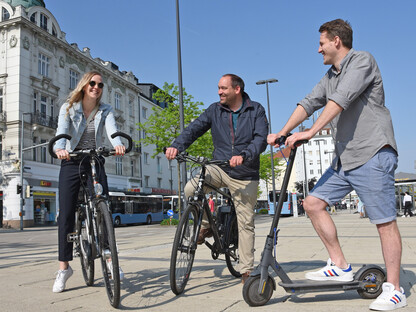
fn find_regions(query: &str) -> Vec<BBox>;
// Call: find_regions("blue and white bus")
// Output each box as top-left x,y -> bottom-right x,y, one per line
268,190 -> 295,216
109,192 -> 164,226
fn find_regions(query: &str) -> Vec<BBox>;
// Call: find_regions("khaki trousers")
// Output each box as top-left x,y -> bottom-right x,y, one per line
184,165 -> 258,274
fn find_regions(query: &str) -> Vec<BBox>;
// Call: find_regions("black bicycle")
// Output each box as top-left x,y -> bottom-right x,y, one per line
48,132 -> 132,308
169,152 -> 241,295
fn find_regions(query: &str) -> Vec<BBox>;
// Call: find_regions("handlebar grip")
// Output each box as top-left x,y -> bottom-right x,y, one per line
48,134 -> 71,158
111,132 -> 133,153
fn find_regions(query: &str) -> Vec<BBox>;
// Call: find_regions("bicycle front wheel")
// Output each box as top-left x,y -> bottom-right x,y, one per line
225,214 -> 241,277
170,203 -> 199,295
97,201 -> 121,308
76,208 -> 95,286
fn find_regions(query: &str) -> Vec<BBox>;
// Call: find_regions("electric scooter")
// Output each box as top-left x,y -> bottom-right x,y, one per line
242,135 -> 386,306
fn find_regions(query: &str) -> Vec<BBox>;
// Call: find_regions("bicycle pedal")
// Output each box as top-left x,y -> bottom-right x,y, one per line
67,232 -> 78,243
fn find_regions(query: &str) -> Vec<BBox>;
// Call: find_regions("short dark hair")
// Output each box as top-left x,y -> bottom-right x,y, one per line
319,19 -> 353,49
223,74 -> 245,93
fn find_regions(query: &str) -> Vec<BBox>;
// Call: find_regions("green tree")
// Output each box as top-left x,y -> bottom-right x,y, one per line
258,151 -> 282,199
137,83 -> 214,216
137,82 -> 213,158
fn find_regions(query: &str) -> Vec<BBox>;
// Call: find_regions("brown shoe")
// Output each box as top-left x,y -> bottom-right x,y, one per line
197,228 -> 213,245
241,271 -> 251,284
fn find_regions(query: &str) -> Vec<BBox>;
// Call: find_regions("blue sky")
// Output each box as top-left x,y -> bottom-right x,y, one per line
46,0 -> 416,173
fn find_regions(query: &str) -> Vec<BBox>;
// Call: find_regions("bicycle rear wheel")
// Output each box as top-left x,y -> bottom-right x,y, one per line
225,214 -> 241,277
97,201 -> 120,308
76,208 -> 94,286
170,203 -> 199,295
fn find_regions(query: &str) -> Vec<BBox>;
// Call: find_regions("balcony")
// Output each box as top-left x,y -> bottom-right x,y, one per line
31,111 -> 58,129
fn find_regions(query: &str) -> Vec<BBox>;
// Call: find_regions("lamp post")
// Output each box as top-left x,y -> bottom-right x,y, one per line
19,112 -> 31,231
315,139 -> 326,177
175,0 -> 186,214
256,79 -> 278,212
299,122 -> 309,197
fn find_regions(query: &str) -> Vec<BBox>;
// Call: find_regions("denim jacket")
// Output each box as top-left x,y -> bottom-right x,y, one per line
54,101 -> 122,151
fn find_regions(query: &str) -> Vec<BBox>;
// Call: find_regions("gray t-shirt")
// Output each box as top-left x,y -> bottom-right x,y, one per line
298,49 -> 397,171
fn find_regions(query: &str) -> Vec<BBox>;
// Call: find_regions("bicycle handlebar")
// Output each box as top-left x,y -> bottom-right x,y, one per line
163,147 -> 229,167
48,131 -> 133,159
275,133 -> 309,147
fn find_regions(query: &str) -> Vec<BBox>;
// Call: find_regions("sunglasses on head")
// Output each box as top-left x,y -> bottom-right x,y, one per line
89,80 -> 104,89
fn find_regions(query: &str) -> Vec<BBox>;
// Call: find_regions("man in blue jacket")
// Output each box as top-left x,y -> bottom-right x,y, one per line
165,74 -> 268,283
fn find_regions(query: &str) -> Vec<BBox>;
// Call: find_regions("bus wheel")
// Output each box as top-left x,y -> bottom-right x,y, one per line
114,217 -> 121,227
146,215 -> 152,225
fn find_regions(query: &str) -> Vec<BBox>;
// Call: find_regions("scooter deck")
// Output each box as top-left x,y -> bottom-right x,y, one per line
279,279 -> 363,294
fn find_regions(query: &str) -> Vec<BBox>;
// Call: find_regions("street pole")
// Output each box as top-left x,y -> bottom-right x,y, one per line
299,123 -> 309,197
176,0 -> 186,217
256,79 -> 278,213
19,112 -> 32,231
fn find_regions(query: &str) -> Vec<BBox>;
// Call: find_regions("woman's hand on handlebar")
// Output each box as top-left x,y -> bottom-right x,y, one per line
55,148 -> 70,160
114,145 -> 126,156
165,147 -> 179,160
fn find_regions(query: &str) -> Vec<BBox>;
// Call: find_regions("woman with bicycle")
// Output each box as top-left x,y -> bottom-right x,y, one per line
52,71 -> 125,293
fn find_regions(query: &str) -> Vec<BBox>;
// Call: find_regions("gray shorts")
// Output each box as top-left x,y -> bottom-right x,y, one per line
309,147 -> 398,224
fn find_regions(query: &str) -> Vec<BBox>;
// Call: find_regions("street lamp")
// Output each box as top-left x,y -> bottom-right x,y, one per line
315,139 -> 326,177
299,122 -> 309,197
256,79 -> 278,212
19,112 -> 31,231
175,0 -> 186,213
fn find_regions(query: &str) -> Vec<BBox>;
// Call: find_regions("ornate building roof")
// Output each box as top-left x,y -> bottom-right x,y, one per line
3,0 -> 45,9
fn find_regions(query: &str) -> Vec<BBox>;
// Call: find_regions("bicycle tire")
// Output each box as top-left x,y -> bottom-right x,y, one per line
76,208 -> 95,286
97,201 -> 121,308
225,214 -> 241,277
170,203 -> 199,295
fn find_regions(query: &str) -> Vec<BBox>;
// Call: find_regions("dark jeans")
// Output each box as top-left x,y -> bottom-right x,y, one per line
58,156 -> 108,262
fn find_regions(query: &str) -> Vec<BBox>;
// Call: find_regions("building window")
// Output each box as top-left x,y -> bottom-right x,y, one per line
50,99 -> 54,118
144,152 -> 149,164
40,95 -> 47,117
129,98 -> 134,116
115,157 -> 123,175
310,169 -> 314,175
2,7 -> 10,21
115,92 -> 121,110
32,137 -> 37,161
142,107 -> 147,119
309,160 -> 313,165
38,53 -> 50,77
41,139 -> 47,163
70,69 -> 79,89
144,176 -> 150,187
30,12 -> 36,23
52,25 -> 57,37
157,157 -> 162,173
318,169 -> 322,175
40,13 -> 48,31
157,178 -> 162,188
0,87 -> 3,112
130,160 -> 134,177
33,92 -> 38,112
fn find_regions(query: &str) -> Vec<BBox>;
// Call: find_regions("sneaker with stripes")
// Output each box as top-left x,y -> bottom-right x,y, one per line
305,258 -> 353,282
369,282 -> 406,311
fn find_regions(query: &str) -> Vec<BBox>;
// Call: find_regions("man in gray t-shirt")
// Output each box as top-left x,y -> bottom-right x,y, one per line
268,19 -> 405,311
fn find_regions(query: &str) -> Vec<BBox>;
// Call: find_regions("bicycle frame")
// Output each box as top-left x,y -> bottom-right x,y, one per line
184,156 -> 235,257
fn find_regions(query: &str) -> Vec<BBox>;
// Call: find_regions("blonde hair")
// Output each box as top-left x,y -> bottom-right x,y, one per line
66,71 -> 103,115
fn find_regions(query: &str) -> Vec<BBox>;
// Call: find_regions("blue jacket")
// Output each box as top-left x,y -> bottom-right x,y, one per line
171,93 -> 268,180
54,101 -> 122,151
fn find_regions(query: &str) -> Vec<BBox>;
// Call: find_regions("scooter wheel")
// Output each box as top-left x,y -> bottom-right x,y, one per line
242,275 -> 274,307
356,267 -> 386,299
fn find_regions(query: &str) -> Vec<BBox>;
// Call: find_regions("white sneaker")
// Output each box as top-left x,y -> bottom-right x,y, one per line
369,282 -> 406,311
106,258 -> 124,280
305,258 -> 353,282
52,266 -> 73,293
